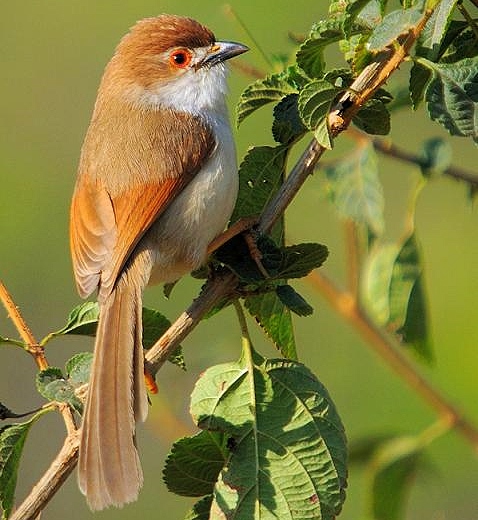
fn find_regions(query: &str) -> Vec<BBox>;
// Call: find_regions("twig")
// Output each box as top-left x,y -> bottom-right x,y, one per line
307,270 -> 478,451
10,432 -> 80,520
0,279 -> 48,370
372,137 -> 478,189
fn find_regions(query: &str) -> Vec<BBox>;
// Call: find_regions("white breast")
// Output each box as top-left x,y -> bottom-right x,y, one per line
142,64 -> 239,284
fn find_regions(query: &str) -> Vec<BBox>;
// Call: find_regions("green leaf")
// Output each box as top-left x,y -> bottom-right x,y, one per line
353,99 -> 391,135
36,367 -> 83,413
415,0 -> 458,62
343,0 -> 378,36
440,28 -> 478,64
368,436 -> 423,520
361,235 -> 433,362
389,234 -> 433,362
65,352 -> 93,386
418,137 -> 452,177
184,496 -> 213,520
231,145 -> 289,224
55,303 -> 183,367
367,6 -> 423,52
277,243 -> 329,279
236,74 -> 297,126
272,94 -> 307,145
245,292 -> 298,359
420,56 -> 478,143
298,80 -> 339,149
276,284 -> 314,317
0,411 -> 47,519
409,62 -> 432,109
163,431 -> 227,497
53,301 -> 99,337
398,275 -> 433,362
361,242 -> 400,325
296,19 -> 344,78
190,356 -> 347,520
324,142 -> 384,235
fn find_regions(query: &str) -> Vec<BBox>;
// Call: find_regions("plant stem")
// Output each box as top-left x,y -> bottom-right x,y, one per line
371,137 -> 478,190
0,279 -> 48,370
0,280 -> 77,436
307,270 -> 478,451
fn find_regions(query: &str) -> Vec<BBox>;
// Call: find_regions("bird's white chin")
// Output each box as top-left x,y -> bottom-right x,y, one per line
128,63 -> 230,115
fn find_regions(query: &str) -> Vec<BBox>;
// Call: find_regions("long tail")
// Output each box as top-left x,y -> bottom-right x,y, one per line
78,273 -> 148,510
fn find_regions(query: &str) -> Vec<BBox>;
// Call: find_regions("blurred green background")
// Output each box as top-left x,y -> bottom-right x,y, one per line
1,1 -> 477,519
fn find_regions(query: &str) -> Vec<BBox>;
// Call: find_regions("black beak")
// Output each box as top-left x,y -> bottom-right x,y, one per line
200,41 -> 249,68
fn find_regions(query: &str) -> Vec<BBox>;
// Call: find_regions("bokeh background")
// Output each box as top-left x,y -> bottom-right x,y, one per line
1,1 -> 477,519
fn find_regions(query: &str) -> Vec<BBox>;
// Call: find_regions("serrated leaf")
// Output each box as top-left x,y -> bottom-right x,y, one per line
36,368 -> 83,413
368,436 -> 423,520
418,137 -> 452,176
231,145 -> 289,224
276,284 -> 314,317
367,6 -> 423,52
343,0 -> 378,36
298,80 -> 339,149
53,301 -> 99,337
272,94 -> 307,144
190,356 -> 347,520
324,142 -> 384,235
184,495 -> 213,520
415,0 -> 458,61
353,99 -> 391,135
420,57 -> 478,143
297,18 -> 358,78
245,292 -> 297,359
0,411 -> 47,519
278,243 -> 329,279
237,74 -> 297,126
440,28 -> 478,64
163,431 -> 227,497
65,352 -> 93,386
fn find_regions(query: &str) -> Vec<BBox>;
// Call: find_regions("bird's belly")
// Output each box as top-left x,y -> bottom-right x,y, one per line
145,137 -> 238,285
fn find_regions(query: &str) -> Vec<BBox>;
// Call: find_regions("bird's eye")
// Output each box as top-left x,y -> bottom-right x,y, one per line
169,49 -> 192,69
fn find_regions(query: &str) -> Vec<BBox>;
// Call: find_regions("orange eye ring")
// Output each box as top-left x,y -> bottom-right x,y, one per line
169,49 -> 192,69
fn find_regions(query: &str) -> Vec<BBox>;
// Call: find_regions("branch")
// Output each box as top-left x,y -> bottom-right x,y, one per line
0,279 -> 48,370
372,137 -> 478,189
307,271 -> 478,450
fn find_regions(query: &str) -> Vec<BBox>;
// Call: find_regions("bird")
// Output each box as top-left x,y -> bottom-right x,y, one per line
69,14 -> 248,510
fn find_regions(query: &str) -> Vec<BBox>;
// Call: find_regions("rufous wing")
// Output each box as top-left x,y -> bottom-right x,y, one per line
70,108 -> 215,300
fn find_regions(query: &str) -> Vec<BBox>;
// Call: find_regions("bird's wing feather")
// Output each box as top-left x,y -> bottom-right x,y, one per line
70,108 -> 215,299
